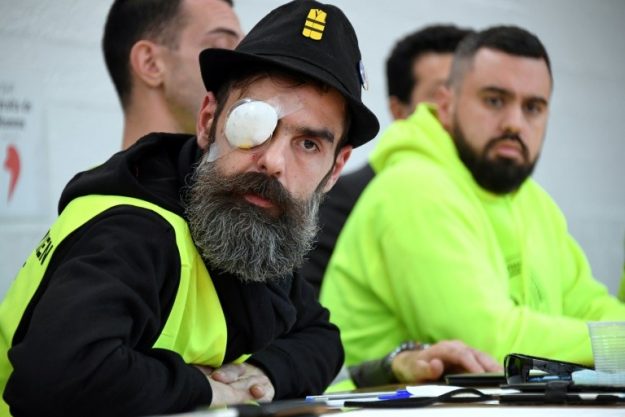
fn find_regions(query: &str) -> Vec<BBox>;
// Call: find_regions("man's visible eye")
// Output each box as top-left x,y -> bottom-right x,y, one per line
483,95 -> 504,109
205,33 -> 240,50
300,138 -> 320,153
524,100 -> 546,116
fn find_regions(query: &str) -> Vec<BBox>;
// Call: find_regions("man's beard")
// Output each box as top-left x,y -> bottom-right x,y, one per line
452,120 -> 538,195
184,157 -> 324,283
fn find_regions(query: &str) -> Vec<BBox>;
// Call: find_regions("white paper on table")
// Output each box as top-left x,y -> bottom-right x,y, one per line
406,385 -> 520,397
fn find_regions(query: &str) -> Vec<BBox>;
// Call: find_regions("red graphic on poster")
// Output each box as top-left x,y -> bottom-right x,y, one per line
4,144 -> 20,201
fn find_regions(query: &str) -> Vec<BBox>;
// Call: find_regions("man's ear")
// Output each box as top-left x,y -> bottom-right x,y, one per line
388,96 -> 410,121
196,92 -> 218,150
129,40 -> 166,88
322,145 -> 352,192
435,84 -> 453,130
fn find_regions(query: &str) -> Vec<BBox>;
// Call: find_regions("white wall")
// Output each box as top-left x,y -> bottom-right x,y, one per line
0,0 -> 624,298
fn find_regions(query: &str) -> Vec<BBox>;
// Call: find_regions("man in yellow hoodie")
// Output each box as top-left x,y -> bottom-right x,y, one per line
322,25 -> 625,368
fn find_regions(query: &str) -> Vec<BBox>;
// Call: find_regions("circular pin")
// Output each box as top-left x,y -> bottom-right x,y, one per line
358,60 -> 369,91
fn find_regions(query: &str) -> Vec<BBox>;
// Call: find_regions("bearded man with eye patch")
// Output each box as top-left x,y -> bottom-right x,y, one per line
0,2 -> 380,416
321,25 -> 625,371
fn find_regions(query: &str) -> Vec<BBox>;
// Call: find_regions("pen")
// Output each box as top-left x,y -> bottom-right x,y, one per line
305,390 -> 396,402
378,389 -> 411,400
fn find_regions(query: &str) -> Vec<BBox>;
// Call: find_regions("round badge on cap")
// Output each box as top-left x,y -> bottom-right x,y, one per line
358,60 -> 369,91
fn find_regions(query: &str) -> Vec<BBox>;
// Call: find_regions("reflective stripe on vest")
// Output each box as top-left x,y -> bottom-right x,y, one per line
0,195 -> 245,415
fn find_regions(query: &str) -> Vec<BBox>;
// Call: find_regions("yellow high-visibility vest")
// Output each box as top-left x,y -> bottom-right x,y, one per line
0,195 -> 247,416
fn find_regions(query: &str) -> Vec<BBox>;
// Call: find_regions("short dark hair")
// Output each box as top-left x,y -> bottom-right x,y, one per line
449,25 -> 552,90
385,24 -> 473,104
102,0 -> 234,108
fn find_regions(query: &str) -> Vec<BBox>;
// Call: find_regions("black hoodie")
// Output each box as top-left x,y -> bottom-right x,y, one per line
4,133 -> 343,417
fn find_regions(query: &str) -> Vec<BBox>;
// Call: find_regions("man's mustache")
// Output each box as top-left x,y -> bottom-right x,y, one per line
219,172 -> 293,212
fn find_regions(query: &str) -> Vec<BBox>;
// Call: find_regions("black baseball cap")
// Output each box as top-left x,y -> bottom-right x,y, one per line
199,0 -> 379,148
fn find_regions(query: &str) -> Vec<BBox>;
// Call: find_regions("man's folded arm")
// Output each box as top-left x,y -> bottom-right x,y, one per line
248,276 -> 343,399
5,208 -> 212,416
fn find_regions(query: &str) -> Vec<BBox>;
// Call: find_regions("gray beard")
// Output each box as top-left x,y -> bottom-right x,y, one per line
184,156 -> 322,283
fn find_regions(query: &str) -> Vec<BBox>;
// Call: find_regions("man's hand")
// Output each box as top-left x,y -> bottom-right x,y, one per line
391,340 -> 502,383
196,363 -> 275,405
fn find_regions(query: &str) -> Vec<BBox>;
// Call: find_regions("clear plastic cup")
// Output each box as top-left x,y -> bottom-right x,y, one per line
588,321 -> 625,373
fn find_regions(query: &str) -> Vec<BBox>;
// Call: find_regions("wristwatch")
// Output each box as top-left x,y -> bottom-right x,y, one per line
382,341 -> 430,381
347,340 -> 430,387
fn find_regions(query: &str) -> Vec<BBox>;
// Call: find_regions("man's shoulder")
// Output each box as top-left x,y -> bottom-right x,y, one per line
334,161 -> 469,241
330,164 -> 375,198
368,153 -> 466,204
133,132 -> 195,146
316,164 -> 375,254
318,163 -> 374,227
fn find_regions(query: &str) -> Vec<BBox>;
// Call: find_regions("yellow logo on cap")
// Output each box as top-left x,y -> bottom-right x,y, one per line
302,9 -> 326,40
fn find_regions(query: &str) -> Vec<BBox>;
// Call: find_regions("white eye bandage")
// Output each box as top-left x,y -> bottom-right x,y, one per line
205,94 -> 303,162
224,99 -> 278,149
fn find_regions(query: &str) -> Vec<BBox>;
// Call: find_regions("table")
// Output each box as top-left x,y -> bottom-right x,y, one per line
340,405 -> 623,417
